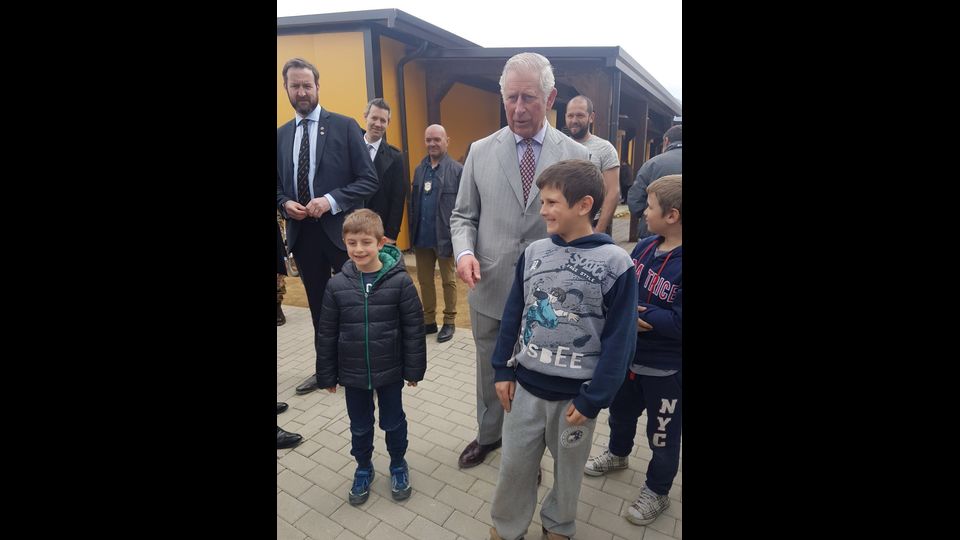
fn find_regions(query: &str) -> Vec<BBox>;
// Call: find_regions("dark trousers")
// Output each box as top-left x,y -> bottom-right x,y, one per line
292,220 -> 349,335
608,371 -> 682,495
344,381 -> 408,468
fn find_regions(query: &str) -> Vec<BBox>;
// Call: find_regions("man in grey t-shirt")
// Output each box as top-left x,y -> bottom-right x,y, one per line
565,95 -> 621,233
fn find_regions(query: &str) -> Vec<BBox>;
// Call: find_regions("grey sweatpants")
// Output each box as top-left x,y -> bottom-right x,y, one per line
490,384 -> 596,540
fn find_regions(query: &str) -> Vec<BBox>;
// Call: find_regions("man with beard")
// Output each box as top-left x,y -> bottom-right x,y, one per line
276,57 -> 379,395
564,95 -> 620,234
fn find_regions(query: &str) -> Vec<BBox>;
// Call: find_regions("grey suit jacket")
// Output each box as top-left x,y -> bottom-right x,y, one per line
450,124 -> 590,320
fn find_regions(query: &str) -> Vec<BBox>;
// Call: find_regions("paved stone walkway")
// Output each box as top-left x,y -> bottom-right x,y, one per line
278,303 -> 682,539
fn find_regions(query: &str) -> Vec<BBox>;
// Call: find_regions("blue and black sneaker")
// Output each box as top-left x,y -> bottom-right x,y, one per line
348,466 -> 374,505
389,460 -> 412,500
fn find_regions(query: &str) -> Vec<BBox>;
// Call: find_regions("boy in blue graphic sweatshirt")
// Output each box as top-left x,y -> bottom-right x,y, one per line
584,174 -> 682,527
488,160 -> 638,540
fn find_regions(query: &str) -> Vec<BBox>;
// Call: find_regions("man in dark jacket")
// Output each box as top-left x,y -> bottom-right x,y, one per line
409,124 -> 463,343
618,160 -> 633,204
361,98 -> 407,243
276,57 -> 379,395
316,209 -> 426,506
627,125 -> 682,239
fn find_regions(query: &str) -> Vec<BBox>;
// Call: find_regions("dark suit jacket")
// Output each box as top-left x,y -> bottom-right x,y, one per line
364,138 -> 407,241
276,108 -> 379,251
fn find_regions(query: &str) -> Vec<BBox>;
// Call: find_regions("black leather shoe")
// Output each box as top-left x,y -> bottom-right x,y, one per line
458,439 -> 502,468
277,302 -> 286,326
424,323 -> 438,334
437,324 -> 455,343
295,374 -> 319,395
277,426 -> 303,449
277,402 -> 288,415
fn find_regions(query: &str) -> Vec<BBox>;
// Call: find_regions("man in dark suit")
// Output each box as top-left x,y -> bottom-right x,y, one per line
276,57 -> 379,395
361,98 -> 407,244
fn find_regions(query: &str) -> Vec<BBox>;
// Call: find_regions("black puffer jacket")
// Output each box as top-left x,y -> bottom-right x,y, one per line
316,244 -> 426,390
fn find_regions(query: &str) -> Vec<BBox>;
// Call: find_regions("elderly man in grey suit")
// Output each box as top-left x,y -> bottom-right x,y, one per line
450,52 -> 590,469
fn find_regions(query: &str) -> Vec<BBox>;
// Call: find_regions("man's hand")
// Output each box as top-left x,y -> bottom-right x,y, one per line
306,197 -> 331,218
284,200 -> 308,221
385,237 -> 397,245
456,254 -> 482,289
325,386 -> 337,393
495,380 -> 516,413
637,306 -> 653,332
406,380 -> 417,387
565,403 -> 588,425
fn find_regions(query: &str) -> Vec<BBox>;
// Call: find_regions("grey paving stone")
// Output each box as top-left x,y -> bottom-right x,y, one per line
278,490 -> 311,524
277,469 -> 314,497
329,501 -> 382,536
397,492 -> 455,526
299,484 -> 344,516
403,515 -> 457,540
278,516 -> 306,540
436,484 -> 484,516
442,510 -> 488,538
293,509 -> 344,539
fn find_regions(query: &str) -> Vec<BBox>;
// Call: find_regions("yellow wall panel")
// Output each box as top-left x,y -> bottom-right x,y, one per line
439,83 -> 501,165
403,61 -> 428,183
277,33 -> 367,128
380,36 -> 412,250
379,36 -> 407,150
399,60 -> 428,249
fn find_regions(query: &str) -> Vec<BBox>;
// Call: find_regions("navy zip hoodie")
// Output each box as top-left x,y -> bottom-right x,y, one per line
491,233 -> 638,419
630,235 -> 682,371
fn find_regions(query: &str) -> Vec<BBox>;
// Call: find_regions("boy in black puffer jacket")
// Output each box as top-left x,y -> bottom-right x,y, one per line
316,209 -> 427,506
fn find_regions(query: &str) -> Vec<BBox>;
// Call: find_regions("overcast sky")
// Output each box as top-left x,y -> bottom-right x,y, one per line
277,0 -> 682,104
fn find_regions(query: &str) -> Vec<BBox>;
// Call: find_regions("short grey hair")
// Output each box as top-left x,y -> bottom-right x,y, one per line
499,52 -> 555,100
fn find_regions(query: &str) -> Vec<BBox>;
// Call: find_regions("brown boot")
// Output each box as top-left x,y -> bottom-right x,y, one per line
277,302 -> 286,326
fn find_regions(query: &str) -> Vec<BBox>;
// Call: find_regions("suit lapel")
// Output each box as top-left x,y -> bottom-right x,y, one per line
495,129 -> 525,208
374,144 -> 387,177
313,109 -> 330,179
280,120 -> 295,193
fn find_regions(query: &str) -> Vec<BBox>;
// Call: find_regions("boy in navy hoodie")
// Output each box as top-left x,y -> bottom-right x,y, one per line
488,160 -> 638,540
583,174 -> 682,526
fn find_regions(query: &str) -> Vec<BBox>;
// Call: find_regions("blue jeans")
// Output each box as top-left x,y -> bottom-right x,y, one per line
607,371 -> 682,495
344,381 -> 408,468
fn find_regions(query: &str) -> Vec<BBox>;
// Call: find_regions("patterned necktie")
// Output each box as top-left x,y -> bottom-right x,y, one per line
297,119 -> 311,206
368,144 -> 375,162
520,138 -> 536,204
